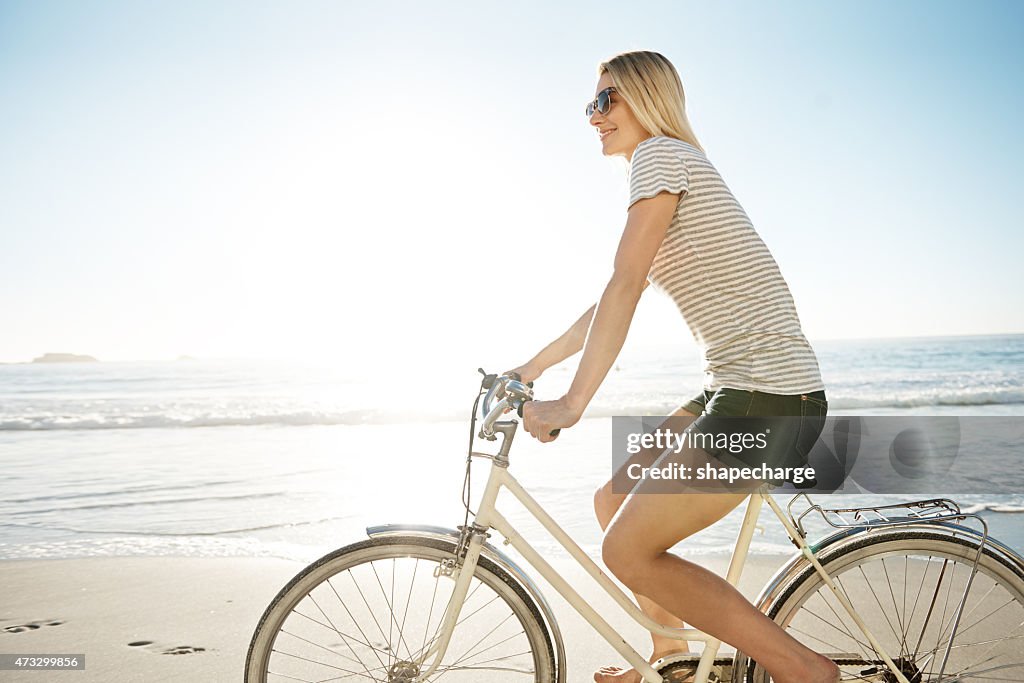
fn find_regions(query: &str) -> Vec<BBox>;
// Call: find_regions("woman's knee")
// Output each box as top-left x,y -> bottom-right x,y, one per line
593,482 -> 624,531
601,528 -> 653,587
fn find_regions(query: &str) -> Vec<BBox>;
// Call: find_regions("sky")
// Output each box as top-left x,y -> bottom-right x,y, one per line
1,0 -> 1023,369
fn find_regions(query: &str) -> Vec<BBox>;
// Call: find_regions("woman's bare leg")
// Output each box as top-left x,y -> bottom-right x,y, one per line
593,407 -> 697,683
601,452 -> 840,683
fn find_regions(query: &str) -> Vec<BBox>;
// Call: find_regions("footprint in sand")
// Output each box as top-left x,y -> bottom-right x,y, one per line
3,620 -> 65,634
161,646 -> 206,655
128,640 -> 206,655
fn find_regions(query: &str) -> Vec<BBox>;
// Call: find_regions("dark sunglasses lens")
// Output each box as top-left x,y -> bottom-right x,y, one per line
586,89 -> 613,117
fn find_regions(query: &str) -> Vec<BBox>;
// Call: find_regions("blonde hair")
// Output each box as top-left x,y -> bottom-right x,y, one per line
598,51 -> 704,153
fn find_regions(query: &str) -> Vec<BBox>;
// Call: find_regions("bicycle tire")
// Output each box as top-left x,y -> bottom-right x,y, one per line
732,529 -> 1024,683
245,535 -> 556,682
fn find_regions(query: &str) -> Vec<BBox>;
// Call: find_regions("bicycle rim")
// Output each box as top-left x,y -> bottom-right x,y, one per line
246,536 -> 555,682
742,531 -> 1024,682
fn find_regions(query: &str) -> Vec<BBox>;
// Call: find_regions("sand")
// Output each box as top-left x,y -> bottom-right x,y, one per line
4,549 -> 1016,682
0,553 -> 786,682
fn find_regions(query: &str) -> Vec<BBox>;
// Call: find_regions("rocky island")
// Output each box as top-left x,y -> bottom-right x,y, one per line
31,353 -> 99,363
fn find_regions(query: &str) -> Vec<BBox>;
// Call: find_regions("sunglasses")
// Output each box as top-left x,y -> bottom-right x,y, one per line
585,87 -> 617,117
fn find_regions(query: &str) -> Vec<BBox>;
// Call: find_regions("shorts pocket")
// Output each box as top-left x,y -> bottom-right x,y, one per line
801,393 -> 828,410
703,388 -> 755,417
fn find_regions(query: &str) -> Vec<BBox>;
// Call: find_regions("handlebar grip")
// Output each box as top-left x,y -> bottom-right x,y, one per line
516,401 -> 561,440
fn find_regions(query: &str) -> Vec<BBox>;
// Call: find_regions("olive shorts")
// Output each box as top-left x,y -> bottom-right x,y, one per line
681,387 -> 829,488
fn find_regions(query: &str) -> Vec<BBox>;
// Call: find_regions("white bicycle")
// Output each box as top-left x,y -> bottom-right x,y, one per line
246,371 -> 1024,682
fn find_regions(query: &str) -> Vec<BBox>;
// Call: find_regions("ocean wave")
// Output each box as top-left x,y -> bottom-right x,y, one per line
960,503 -> 1024,514
2,386 -> 1023,430
824,388 -> 1024,409
0,409 -> 463,430
0,515 -> 352,536
581,392 -> 1024,416
4,491 -> 287,516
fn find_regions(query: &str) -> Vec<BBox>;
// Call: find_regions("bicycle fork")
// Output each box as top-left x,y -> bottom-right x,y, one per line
413,444 -> 512,682
405,523 -> 490,681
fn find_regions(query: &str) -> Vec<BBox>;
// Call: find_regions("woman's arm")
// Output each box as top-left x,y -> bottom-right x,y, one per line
510,303 -> 597,383
512,281 -> 651,382
521,191 -> 678,441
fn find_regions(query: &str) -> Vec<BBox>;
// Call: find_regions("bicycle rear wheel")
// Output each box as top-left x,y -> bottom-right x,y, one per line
246,536 -> 555,682
735,530 -> 1024,682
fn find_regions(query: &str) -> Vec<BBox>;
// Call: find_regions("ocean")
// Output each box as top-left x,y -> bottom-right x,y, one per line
2,333 -> 1023,563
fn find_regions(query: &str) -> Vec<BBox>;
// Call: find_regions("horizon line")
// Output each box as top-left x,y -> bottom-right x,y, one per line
2,329 -> 1022,364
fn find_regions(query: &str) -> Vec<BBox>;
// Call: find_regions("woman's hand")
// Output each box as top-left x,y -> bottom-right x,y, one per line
522,396 -> 582,443
503,362 -> 542,385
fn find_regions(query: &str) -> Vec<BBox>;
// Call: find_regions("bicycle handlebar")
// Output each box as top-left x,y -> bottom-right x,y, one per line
478,371 -> 560,441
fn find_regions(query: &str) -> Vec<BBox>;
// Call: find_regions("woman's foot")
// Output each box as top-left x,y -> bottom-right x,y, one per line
594,649 -> 693,683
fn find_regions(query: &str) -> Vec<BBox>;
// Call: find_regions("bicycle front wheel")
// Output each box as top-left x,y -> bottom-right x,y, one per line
246,535 -> 555,682
736,530 -> 1024,682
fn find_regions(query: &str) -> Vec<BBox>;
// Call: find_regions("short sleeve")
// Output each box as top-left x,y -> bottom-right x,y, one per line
628,137 -> 690,209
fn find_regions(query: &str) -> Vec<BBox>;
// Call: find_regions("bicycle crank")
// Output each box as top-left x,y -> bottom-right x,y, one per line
657,661 -> 727,682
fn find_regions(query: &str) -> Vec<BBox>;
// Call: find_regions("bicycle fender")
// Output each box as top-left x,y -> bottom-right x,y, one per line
366,523 -> 566,683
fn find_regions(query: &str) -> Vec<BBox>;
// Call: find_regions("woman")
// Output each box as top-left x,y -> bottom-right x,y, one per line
510,51 -> 839,683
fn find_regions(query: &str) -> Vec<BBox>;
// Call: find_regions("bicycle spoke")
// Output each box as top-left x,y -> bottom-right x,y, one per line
912,556 -> 951,660
309,591 -> 383,678
931,556 -> 959,667
927,588 -> 1016,667
369,560 -> 414,662
419,569 -> 442,663
794,595 -> 873,657
905,552 -> 913,651
268,649 -> 383,679
906,550 -> 934,657
430,649 -> 536,680
915,570 -> 997,666
288,609 -> 393,659
268,669 -> 382,682
924,601 -> 1018,672
935,658 -> 1024,681
857,563 -> 904,651
831,574 -> 880,661
786,624 -> 862,664
439,612 -> 519,671
453,628 -> 529,668
398,558 -> 418,660
880,554 -> 909,659
927,613 -> 1024,682
279,626 -> 381,671
389,559 -> 395,667
335,571 -> 391,671
411,584 -> 493,662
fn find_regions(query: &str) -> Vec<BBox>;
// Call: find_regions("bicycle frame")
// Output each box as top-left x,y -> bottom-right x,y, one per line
412,432 -> 917,683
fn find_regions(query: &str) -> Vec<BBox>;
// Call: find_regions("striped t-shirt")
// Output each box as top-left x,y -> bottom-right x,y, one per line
628,135 -> 825,394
